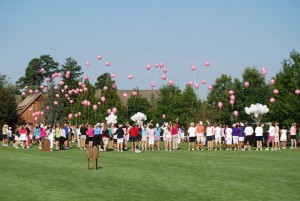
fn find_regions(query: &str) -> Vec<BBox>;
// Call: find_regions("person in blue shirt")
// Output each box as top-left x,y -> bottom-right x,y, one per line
154,123 -> 161,150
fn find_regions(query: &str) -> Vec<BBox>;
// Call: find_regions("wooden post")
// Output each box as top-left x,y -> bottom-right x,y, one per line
41,139 -> 50,152
87,147 -> 99,170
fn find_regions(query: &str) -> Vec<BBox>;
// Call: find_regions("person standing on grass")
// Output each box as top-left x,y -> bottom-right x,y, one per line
80,124 -> 87,150
2,124 -> 8,146
206,123 -> 214,151
221,125 -> 226,150
25,125 -> 31,148
141,124 -> 148,151
196,121 -> 205,151
7,126 -> 13,146
94,124 -> 101,151
116,124 -> 125,152
101,124 -> 110,152
59,124 -> 66,150
147,124 -> 155,151
238,123 -> 245,150
87,124 -> 94,149
274,122 -> 280,150
266,122 -> 275,150
129,124 -> 139,151
214,124 -> 222,150
255,123 -> 263,151
14,126 -> 20,149
225,125 -> 233,150
289,123 -> 297,149
34,125 -> 40,146
19,125 -> 27,148
154,123 -> 161,150
55,125 -> 60,150
171,118 -> 179,150
63,123 -> 69,148
165,126 -> 172,151
280,126 -> 287,149
187,122 -> 196,150
39,124 -> 46,149
46,125 -> 54,152
232,124 -> 239,150
123,124 -> 129,150
243,123 -> 254,151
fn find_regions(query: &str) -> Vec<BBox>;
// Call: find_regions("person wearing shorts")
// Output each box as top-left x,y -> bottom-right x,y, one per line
214,124 -> 222,150
80,124 -> 87,150
141,125 -> 148,151
225,125 -> 233,150
196,121 -> 205,150
255,123 -> 263,151
274,122 -> 280,150
280,126 -> 287,149
187,122 -> 196,150
147,124 -> 155,151
154,124 -> 161,150
232,124 -> 239,150
266,122 -> 275,150
206,123 -> 214,150
165,126 -> 172,151
289,123 -> 297,149
244,123 -> 254,151
116,124 -> 125,152
101,124 -> 110,152
238,123 -> 245,150
129,124 -> 139,151
2,124 -> 8,146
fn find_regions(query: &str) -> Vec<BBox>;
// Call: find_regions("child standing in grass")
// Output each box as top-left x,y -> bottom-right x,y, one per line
187,122 -> 196,151
147,124 -> 155,151
154,123 -> 161,150
2,124 -> 8,146
289,123 -> 297,149
87,124 -> 94,148
164,126 -> 172,151
141,124 -> 148,151
244,123 -> 254,151
255,123 -> 263,151
280,126 -> 287,149
101,124 -> 110,152
19,125 -> 27,148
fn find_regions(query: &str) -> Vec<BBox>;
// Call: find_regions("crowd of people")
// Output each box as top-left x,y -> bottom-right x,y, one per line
1,119 -> 299,152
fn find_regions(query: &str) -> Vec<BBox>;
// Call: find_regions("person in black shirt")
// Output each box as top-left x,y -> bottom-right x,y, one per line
80,124 -> 87,150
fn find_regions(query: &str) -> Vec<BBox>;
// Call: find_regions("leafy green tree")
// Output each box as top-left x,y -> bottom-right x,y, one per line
60,57 -> 83,89
269,50 -> 300,125
16,55 -> 59,89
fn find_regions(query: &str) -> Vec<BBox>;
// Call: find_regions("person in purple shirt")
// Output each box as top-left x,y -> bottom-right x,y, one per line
232,124 -> 239,150
238,123 -> 245,150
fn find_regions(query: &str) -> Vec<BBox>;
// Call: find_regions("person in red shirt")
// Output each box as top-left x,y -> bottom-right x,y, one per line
129,124 -> 140,151
171,118 -> 179,150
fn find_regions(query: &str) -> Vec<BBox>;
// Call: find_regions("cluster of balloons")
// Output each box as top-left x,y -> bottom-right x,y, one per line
131,112 -> 147,122
245,103 -> 269,120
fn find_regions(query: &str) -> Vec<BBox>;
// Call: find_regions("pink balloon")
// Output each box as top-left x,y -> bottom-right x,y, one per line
64,85 -> 68,90
194,84 -> 199,89
54,86 -> 58,90
24,85 -> 28,89
40,111 -> 44,115
188,81 -> 193,86
168,80 -> 174,85
273,89 -> 279,95
191,66 -> 196,71
233,110 -> 238,117
68,90 -> 73,95
53,101 -> 58,105
97,55 -> 102,60
244,82 -> 249,88
107,109 -> 111,114
55,94 -> 60,98
122,93 -> 128,98
29,90 -> 33,94
97,102 -> 101,105
45,78 -> 50,82
57,72 -> 62,77
161,75 -> 167,80
87,101 -> 91,106
93,105 -> 97,111
84,75 -> 89,80
65,94 -> 69,98
40,68 -> 45,73
154,63 -> 159,68
101,96 -> 106,102
46,106 -> 50,110
34,89 -> 39,93
21,92 -> 26,96
69,100 -> 73,104
112,107 -> 117,114
34,117 -> 38,121
110,73 -> 115,79
270,97 -> 276,103
103,86 -> 108,91
112,83 -> 117,89
59,81 -> 64,86
163,68 -> 168,73
86,61 -> 90,67
204,61 -> 211,67
295,89 -> 300,95
105,61 -> 111,66
150,82 -> 156,88
67,97 -> 70,101
208,85 -> 213,90
218,102 -> 223,109
75,114 -> 78,118
132,91 -> 137,96
78,82 -> 83,86
68,114 -> 73,119
162,114 -> 166,119
229,90 -> 235,95
202,80 -> 207,84
261,66 -> 266,71
128,74 -> 133,79
61,89 -> 65,93
270,79 -> 275,86
66,70 -> 70,75
146,64 -> 151,70
159,63 -> 164,68
78,112 -> 81,116
230,100 -> 235,105
83,87 -> 88,92
66,74 -> 70,79
79,89 -> 83,93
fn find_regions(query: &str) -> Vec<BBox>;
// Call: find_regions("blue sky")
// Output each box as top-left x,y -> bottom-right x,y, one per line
0,0 -> 299,99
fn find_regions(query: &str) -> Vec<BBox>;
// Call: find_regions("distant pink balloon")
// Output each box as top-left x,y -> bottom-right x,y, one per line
105,61 -> 111,66
29,90 -> 33,94
101,96 -> 106,102
146,65 -> 151,70
110,73 -> 115,79
75,114 -> 78,118
122,93 -> 128,98
163,68 -> 168,73
78,82 -> 83,86
230,95 -> 235,101
93,105 -> 97,111
208,85 -> 213,90
261,66 -> 266,71
168,80 -> 174,85
244,82 -> 249,88
57,72 -> 62,77
40,68 -> 45,73
191,66 -> 196,71
40,85 -> 44,89
97,102 -> 101,105
24,85 -> 28,89
270,79 -> 275,86
34,90 -> 39,93
68,90 -> 73,95
65,94 -> 69,98
204,61 -> 211,67
97,55 -> 102,60
59,81 -> 64,86
159,63 -> 164,68
53,101 -> 58,106
194,84 -> 199,89
69,100 -> 73,104
112,107 -> 117,114
84,75 -> 89,80
68,114 -> 73,119
150,82 -> 156,88
295,89 -> 300,95
112,83 -> 117,89
61,89 -> 65,93
103,86 -> 108,91
64,85 -> 68,90
54,86 -> 58,90
107,109 -> 111,114
202,80 -> 207,84
218,102 -> 223,109
40,111 -> 44,115
161,75 -> 167,80
55,94 -> 60,98
229,90 -> 235,95
78,112 -> 81,116
270,97 -> 276,103
83,87 -> 88,92
230,100 -> 235,105
45,78 -> 50,82
233,110 -> 238,117
273,89 -> 279,95
21,92 -> 26,96
34,117 -> 38,121
66,70 -> 70,75
46,106 -> 50,110
188,81 -> 193,86
162,114 -> 166,119
44,86 -> 48,91
154,63 -> 159,68
79,89 -> 83,93
86,61 -> 90,67
128,74 -> 133,79
132,91 -> 137,96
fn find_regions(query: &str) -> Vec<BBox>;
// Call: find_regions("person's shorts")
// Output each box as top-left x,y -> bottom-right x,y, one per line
117,138 -> 123,144
256,136 -> 263,141
226,138 -> 232,145
189,137 -> 196,142
2,134 -> 7,139
102,138 -> 109,145
215,137 -> 221,143
131,137 -> 137,142
245,136 -> 252,144
149,138 -> 155,145
80,135 -> 86,139
206,136 -> 213,141
238,137 -> 245,142
267,136 -> 275,143
165,137 -> 172,143
290,135 -> 296,140
233,136 -> 239,144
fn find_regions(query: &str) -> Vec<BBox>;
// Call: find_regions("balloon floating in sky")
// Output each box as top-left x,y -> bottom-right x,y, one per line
97,55 -> 102,60
188,81 -> 193,86
110,73 -> 115,78
191,66 -> 196,71
244,82 -> 249,88
154,63 -> 159,68
122,93 -> 128,98
270,79 -> 275,86
132,91 -> 137,96
233,110 -> 238,117
194,84 -> 199,89
168,80 -> 174,85
150,82 -> 156,88
163,68 -> 168,73
273,89 -> 279,95
105,61 -> 111,66
161,75 -> 166,80
295,89 -> 300,95
208,85 -> 213,90
159,63 -> 164,68
146,64 -> 151,70
103,86 -> 108,91
202,80 -> 206,84
204,61 -> 211,67
218,102 -> 223,109
229,90 -> 235,95
128,74 -> 133,79
86,61 -> 90,67
270,97 -> 276,103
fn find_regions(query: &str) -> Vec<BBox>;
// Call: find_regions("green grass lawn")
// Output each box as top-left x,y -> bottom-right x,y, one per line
0,142 -> 299,201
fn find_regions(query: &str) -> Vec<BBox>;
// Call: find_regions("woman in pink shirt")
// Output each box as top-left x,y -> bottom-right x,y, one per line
87,125 -> 95,148
147,124 -> 155,151
289,123 -> 297,149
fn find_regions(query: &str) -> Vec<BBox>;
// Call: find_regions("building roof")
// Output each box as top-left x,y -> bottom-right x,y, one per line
17,92 -> 45,115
